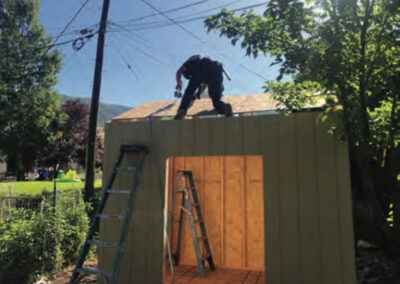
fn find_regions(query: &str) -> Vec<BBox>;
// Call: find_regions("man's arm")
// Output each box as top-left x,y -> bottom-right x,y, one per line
176,65 -> 185,90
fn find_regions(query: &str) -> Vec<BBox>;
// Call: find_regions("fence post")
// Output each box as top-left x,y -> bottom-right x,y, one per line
53,172 -> 57,208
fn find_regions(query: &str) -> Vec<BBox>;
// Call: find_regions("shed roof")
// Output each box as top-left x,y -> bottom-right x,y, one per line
113,93 -> 323,121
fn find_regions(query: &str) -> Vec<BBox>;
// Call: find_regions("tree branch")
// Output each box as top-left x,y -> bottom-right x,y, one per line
358,0 -> 375,142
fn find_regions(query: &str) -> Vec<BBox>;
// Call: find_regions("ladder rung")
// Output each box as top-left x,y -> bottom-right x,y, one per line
120,144 -> 149,153
97,213 -> 125,220
78,267 -> 111,278
107,189 -> 130,194
117,166 -> 137,172
88,240 -> 118,248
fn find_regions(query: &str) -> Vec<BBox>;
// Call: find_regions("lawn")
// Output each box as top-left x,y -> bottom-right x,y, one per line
0,180 -> 102,197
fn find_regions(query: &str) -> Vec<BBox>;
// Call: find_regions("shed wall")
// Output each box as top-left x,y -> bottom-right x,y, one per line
100,112 -> 356,284
167,156 -> 264,270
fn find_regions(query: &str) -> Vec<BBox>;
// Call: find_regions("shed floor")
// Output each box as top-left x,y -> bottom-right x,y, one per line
164,265 -> 265,284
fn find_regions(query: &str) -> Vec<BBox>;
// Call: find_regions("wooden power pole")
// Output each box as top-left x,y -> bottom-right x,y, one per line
84,0 -> 111,202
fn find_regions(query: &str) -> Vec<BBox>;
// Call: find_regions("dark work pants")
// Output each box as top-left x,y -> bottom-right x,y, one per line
177,65 -> 227,115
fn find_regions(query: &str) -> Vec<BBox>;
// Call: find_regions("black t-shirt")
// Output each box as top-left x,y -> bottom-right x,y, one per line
181,55 -> 219,81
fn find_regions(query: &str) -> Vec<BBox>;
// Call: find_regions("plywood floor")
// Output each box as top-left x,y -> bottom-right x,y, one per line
165,266 -> 265,284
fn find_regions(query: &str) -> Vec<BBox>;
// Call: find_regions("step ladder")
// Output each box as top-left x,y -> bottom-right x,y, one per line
171,171 -> 216,275
69,144 -> 149,284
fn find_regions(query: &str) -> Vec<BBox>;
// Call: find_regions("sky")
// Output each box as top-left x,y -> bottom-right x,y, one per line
39,0 -> 279,107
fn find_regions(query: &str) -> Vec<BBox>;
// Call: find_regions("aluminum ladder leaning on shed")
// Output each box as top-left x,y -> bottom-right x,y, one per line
69,144 -> 149,284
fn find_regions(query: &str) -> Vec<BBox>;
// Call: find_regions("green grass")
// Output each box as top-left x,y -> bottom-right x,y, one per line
0,180 -> 102,197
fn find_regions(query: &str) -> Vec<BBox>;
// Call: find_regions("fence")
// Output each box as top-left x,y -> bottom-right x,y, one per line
0,189 -> 83,221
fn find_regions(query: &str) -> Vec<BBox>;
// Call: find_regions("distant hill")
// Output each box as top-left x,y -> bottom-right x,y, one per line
60,95 -> 131,126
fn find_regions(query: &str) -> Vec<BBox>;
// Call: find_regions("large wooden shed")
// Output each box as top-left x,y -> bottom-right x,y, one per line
99,94 -> 356,284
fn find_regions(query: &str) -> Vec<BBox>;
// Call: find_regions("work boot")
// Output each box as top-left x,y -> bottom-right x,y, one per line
225,103 -> 233,117
174,109 -> 187,120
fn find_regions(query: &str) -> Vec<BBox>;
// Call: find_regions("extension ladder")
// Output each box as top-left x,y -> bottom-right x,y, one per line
69,144 -> 149,284
171,171 -> 216,275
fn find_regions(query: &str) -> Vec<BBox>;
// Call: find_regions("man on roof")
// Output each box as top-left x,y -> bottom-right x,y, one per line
174,55 -> 233,120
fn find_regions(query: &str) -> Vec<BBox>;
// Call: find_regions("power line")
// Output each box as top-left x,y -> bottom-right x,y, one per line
108,21 -> 152,48
138,0 -> 205,43
110,40 -> 139,79
131,1 -> 267,81
119,0 -> 247,28
110,32 -> 170,67
52,0 -> 92,45
118,0 -> 210,24
111,2 -> 267,32
108,23 -> 181,65
109,26 -> 254,91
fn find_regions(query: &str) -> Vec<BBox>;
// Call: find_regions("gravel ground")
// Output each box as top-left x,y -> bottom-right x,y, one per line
357,245 -> 400,284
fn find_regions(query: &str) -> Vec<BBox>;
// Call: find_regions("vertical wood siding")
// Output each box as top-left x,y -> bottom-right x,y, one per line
100,112 -> 356,284
167,156 -> 265,271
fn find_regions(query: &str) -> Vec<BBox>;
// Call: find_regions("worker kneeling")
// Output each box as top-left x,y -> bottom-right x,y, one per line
174,55 -> 233,120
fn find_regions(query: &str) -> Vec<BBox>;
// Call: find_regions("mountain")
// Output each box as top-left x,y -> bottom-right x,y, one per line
60,95 -> 131,126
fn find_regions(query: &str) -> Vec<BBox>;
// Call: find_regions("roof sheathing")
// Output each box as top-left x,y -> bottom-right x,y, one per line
113,94 -> 280,121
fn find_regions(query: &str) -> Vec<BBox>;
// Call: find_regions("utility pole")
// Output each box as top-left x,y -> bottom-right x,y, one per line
84,0 -> 111,202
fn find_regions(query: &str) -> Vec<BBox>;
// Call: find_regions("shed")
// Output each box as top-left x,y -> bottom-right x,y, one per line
99,94 -> 356,284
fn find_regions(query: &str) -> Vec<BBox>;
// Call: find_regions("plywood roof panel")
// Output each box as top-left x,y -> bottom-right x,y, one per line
113,94 -> 280,120
113,93 -> 324,121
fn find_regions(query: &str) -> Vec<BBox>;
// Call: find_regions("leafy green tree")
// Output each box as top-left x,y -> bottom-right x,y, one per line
206,0 -> 400,250
0,0 -> 61,179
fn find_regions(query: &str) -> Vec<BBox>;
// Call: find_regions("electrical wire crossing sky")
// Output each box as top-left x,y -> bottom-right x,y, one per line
40,0 -> 279,107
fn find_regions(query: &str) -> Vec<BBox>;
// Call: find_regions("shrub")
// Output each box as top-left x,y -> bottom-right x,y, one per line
57,191 -> 89,265
0,191 -> 90,283
0,207 -> 63,284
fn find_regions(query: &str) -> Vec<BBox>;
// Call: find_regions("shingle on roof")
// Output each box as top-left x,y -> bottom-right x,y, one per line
113,93 -> 282,121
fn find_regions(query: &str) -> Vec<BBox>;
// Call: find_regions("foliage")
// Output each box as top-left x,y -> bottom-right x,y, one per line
0,192 -> 90,282
39,99 -> 88,169
0,207 -> 63,284
60,95 -> 130,127
264,81 -> 332,111
205,0 -> 400,249
39,99 -> 104,170
57,191 -> 89,265
0,0 -> 61,180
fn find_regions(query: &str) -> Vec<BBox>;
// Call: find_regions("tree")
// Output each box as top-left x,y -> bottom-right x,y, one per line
39,100 -> 88,172
0,0 -> 61,180
205,0 -> 400,251
39,99 -> 104,173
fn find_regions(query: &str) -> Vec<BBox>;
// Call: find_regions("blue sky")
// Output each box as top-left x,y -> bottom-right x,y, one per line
39,0 -> 279,107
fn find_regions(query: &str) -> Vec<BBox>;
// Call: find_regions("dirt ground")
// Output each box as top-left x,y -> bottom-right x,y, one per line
39,260 -> 97,284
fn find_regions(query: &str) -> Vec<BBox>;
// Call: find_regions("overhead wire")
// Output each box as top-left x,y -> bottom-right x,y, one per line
118,0 -> 211,24
109,31 -> 171,67
118,0 -> 247,28
130,0 -> 268,81
52,0 -> 92,45
14,0 -> 97,81
110,25 -> 251,93
109,39 -> 139,79
138,0 -> 205,43
108,22 -> 181,66
108,21 -> 152,48
111,1 -> 267,31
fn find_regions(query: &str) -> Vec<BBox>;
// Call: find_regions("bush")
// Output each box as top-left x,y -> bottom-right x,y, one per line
58,191 -> 89,265
0,191 -> 90,283
0,207 -> 63,284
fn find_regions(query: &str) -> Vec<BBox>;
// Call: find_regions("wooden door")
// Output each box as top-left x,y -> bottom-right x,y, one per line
166,156 -> 264,271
